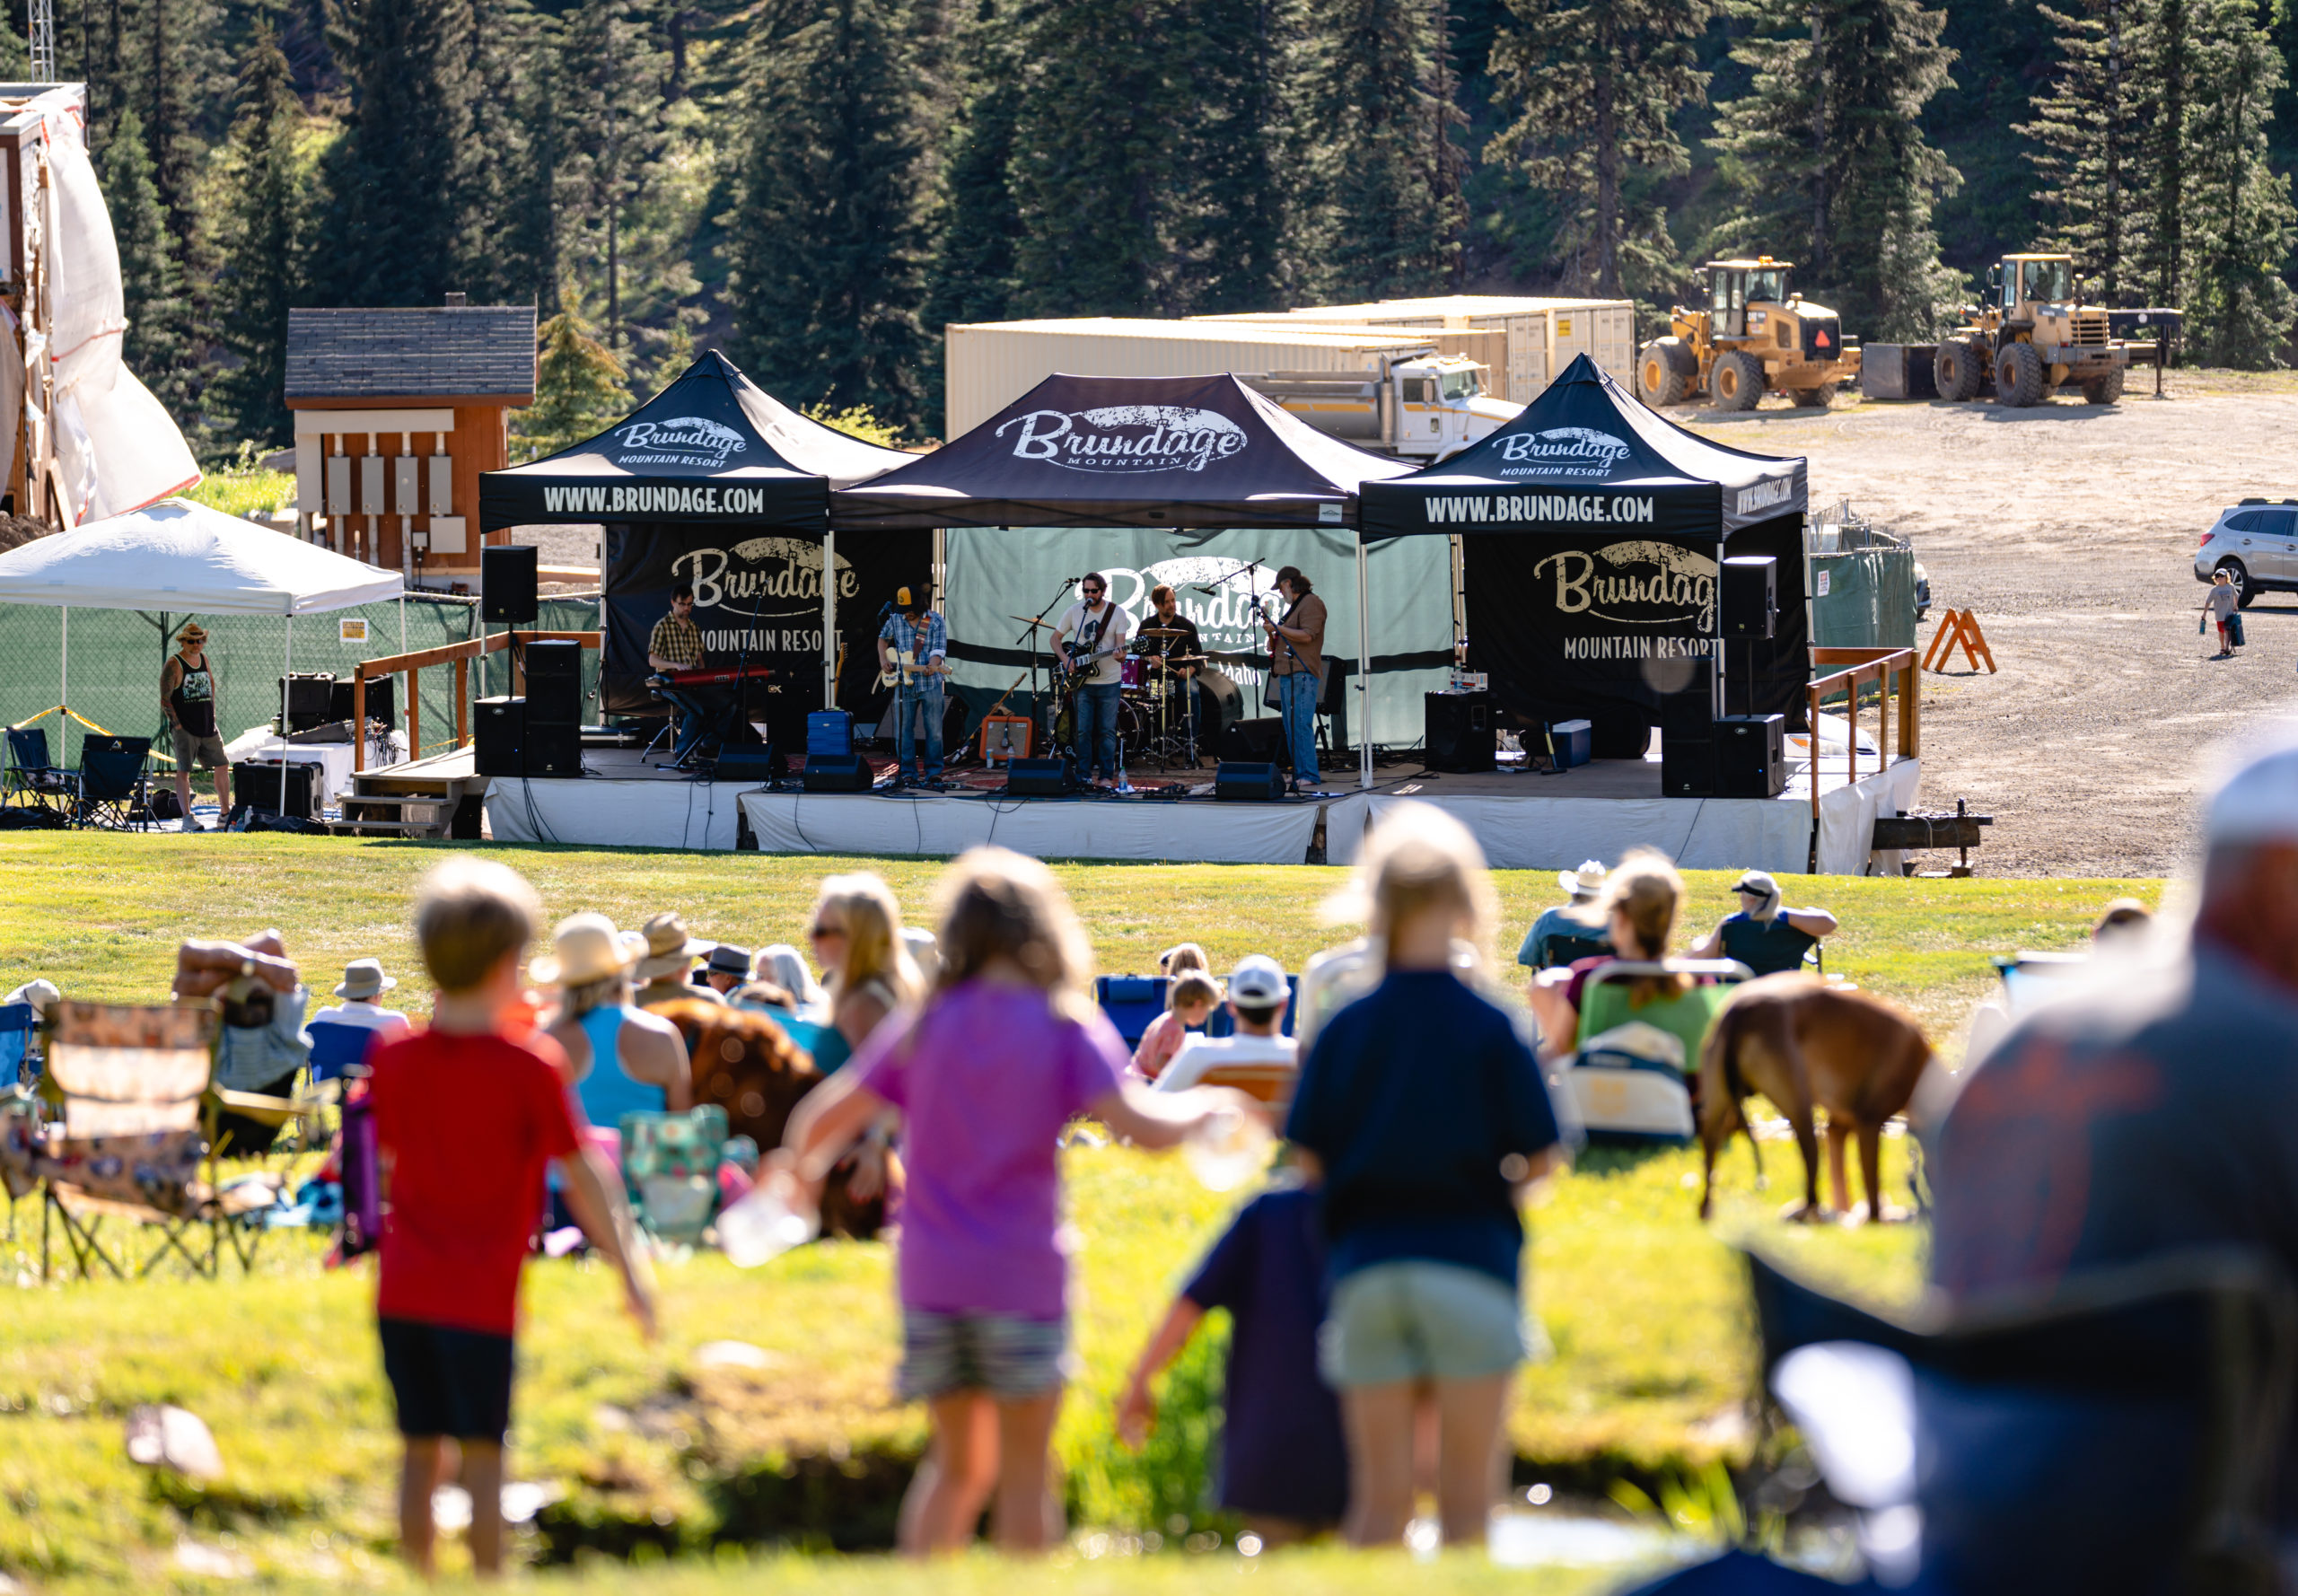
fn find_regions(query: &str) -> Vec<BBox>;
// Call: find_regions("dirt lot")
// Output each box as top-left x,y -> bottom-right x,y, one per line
1686,371 -> 2298,877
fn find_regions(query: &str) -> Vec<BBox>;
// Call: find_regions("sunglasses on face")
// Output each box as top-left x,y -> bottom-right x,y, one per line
810,922 -> 846,939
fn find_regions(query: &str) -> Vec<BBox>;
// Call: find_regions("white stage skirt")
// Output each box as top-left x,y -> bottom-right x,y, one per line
738,790 -> 1322,864
488,776 -> 750,851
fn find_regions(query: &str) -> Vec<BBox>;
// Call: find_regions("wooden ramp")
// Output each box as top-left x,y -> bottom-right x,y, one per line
333,748 -> 486,839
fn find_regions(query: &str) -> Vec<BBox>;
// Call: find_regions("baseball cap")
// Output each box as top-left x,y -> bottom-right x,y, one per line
2208,744 -> 2298,846
1228,955 -> 1288,1008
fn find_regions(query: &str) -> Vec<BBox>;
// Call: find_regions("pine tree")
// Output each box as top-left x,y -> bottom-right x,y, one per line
2182,0 -> 2296,363
516,310 -> 630,458
98,103 -> 198,418
1485,0 -> 1710,303
920,8 -> 1025,334
212,26 -> 306,447
724,0 -> 929,425
1167,0 -> 1302,312
558,0 -> 671,355
2017,0 -> 2145,303
1707,0 -> 1964,341
463,0 -> 550,305
2132,0 -> 2190,309
1294,0 -> 1464,302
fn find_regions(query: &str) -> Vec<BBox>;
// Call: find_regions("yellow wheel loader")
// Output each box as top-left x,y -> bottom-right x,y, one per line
1933,253 -> 2129,407
1636,258 -> 1861,413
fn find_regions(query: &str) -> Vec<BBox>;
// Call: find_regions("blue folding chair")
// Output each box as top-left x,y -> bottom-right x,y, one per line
0,1002 -> 34,1087
4,726 -> 78,815
1094,976 -> 1171,1048
73,736 -> 153,830
304,1020 -> 379,1083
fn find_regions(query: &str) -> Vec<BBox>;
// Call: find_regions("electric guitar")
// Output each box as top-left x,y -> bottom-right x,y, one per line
1056,614 -> 1125,695
875,648 -> 949,693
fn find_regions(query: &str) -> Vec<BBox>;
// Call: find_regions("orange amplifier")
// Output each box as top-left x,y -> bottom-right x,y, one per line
980,715 -> 1033,767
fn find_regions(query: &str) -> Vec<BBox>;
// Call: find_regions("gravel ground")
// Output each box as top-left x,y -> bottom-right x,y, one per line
1686,370 -> 2298,878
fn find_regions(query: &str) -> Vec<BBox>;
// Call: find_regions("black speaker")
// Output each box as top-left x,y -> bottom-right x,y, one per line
1722,556 -> 1777,640
474,696 -> 524,776
1592,717 -> 1653,759
1715,713 -> 1785,797
712,746 -> 784,784
525,720 -> 582,777
1662,736 -> 1716,797
482,544 -> 539,625
1424,691 -> 1494,773
280,672 -> 336,731
802,751 -> 875,793
329,676 -> 396,730
1659,661 -> 1716,741
1219,716 -> 1289,766
1215,761 -> 1285,802
522,638 -> 583,727
1004,758 -> 1072,796
232,759 -> 319,818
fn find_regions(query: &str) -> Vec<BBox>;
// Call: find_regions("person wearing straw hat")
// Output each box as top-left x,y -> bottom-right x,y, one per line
313,958 -> 414,1039
631,910 -> 725,1009
1516,861 -> 1614,971
161,621 -> 231,830
536,913 -> 691,1137
1688,869 -> 1838,977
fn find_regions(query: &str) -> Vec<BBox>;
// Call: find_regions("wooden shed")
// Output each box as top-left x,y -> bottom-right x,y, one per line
286,299 -> 536,580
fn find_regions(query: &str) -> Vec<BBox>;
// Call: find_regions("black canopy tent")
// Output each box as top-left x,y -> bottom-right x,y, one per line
479,351 -> 919,743
1359,355 -> 1811,763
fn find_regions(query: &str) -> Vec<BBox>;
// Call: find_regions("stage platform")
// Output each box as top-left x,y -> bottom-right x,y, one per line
481,726 -> 1919,874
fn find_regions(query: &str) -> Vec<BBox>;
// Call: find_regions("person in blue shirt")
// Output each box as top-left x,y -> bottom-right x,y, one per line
1688,870 -> 1838,977
1515,859 -> 1614,970
1285,801 -> 1570,1549
876,585 -> 949,788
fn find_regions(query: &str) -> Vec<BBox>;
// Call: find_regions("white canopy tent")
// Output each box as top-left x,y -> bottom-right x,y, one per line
0,497 -> 407,814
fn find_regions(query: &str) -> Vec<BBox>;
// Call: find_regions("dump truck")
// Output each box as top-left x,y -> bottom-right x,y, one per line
1636,258 -> 1860,412
1933,253 -> 2130,407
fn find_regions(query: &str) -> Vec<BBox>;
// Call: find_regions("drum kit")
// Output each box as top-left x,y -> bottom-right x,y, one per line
1003,614 -> 1238,773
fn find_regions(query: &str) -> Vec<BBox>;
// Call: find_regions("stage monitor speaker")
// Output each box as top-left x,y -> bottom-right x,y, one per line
1662,735 -> 1716,797
1715,714 -> 1786,797
1215,761 -> 1285,802
802,751 -> 874,793
482,544 -> 539,625
1218,716 -> 1289,767
522,638 -> 583,726
232,759 -> 319,819
329,675 -> 395,730
280,672 -> 336,731
474,696 -> 524,776
525,720 -> 582,777
1591,716 -> 1652,760
1722,556 -> 1778,639
1424,691 -> 1494,773
712,746 -> 784,784
1004,758 -> 1071,797
1659,662 -> 1715,743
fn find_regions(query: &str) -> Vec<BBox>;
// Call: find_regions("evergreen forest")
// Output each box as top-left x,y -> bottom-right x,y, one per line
24,0 -> 2298,453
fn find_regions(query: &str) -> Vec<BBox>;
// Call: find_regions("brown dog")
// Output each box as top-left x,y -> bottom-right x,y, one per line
1696,973 -> 1931,1223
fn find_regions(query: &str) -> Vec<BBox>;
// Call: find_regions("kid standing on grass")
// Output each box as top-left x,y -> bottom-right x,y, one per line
368,860 -> 656,1579
783,846 -> 1239,1556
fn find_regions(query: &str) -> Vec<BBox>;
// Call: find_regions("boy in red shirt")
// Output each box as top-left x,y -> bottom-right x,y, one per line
369,860 -> 656,1577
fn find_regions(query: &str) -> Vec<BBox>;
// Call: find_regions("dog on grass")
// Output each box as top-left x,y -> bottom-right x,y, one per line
1696,973 -> 1932,1224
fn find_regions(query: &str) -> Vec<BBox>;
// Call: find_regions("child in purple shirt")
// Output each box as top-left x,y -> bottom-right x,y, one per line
784,846 -> 1232,1556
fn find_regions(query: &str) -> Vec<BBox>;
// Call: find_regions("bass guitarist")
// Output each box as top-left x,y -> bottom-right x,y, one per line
1051,572 -> 1131,787
875,584 -> 949,788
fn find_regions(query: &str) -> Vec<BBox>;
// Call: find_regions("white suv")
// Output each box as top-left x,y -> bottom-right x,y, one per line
2195,499 -> 2298,608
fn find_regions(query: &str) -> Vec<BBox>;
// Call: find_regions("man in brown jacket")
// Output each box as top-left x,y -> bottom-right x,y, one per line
1265,566 -> 1327,788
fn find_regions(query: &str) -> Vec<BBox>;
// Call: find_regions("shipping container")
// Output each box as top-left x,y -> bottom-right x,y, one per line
1192,294 -> 1636,403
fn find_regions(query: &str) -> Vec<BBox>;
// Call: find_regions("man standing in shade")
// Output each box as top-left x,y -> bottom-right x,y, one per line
1054,572 -> 1131,788
1265,566 -> 1326,790
876,585 -> 949,788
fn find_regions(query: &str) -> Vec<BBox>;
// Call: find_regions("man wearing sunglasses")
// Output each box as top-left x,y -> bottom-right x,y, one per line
1052,573 -> 1131,788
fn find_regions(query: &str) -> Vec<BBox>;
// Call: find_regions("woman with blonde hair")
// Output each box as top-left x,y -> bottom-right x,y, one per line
1527,848 -> 1687,1059
783,846 -> 1234,1556
806,873 -> 925,1068
1283,802 -> 1566,1549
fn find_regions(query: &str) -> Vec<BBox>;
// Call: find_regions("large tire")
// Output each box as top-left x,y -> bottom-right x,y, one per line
2218,558 -> 2258,609
1934,340 -> 1986,401
1712,351 -> 1764,412
1637,339 -> 1692,407
2083,367 -> 2127,405
1995,341 -> 2046,407
1789,383 -> 1838,408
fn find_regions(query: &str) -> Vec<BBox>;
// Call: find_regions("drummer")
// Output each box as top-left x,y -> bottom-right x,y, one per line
1136,583 -> 1206,736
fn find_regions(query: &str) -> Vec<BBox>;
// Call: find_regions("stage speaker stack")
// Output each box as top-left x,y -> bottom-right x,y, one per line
1215,761 -> 1285,802
802,752 -> 874,793
522,638 -> 583,776
1715,714 -> 1786,797
1722,556 -> 1777,639
1659,662 -> 1716,797
1218,716 -> 1288,766
482,544 -> 539,626
1004,758 -> 1071,796
1424,691 -> 1495,773
474,696 -> 524,776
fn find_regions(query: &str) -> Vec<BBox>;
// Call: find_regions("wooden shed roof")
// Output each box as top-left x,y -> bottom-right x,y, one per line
285,306 -> 537,403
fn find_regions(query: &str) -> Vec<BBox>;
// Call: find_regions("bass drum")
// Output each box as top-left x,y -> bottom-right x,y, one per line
1195,666 -> 1242,747
1052,696 -> 1151,764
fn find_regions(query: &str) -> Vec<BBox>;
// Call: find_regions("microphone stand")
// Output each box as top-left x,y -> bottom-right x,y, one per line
1017,580 -> 1072,767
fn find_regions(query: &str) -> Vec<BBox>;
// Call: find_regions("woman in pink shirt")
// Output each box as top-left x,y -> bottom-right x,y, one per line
784,847 -> 1232,1555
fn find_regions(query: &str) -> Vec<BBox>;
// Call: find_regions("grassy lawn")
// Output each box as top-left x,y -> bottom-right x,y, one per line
0,836 -> 2164,1587
181,469 -> 297,520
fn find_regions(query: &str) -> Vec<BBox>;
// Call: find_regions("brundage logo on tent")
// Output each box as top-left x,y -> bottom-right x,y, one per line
1534,539 -> 1717,635
611,416 -> 749,469
997,406 -> 1249,474
1494,426 -> 1634,478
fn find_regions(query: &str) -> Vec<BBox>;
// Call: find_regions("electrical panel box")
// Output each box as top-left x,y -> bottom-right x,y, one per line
429,455 -> 453,516
394,456 -> 420,515
426,515 -> 469,555
325,454 -> 352,515
359,456 -> 386,515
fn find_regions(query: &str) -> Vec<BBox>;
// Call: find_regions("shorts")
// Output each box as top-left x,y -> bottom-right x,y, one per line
898,1308 -> 1073,1402
171,727 -> 228,772
1320,1260 -> 1526,1387
379,1317 -> 517,1441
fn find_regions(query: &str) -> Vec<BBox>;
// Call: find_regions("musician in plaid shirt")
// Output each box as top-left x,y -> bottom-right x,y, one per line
876,585 -> 948,785
646,585 -> 717,762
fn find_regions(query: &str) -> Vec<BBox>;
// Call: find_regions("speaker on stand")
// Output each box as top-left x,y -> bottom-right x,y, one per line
1720,555 -> 1777,716
482,545 -> 539,627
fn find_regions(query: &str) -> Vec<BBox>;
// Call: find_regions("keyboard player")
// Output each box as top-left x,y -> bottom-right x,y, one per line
647,584 -> 721,762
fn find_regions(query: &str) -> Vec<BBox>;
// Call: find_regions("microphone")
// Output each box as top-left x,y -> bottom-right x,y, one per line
1192,583 -> 1220,597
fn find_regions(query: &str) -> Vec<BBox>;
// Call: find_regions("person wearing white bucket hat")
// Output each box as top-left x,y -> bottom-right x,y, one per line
313,958 -> 413,1039
535,913 -> 691,1136
1515,860 -> 1614,971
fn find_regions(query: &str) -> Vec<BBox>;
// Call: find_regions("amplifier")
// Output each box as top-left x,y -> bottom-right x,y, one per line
1004,758 -> 1071,797
1219,716 -> 1289,766
280,672 -> 336,731
329,675 -> 395,730
1424,691 -> 1494,773
474,696 -> 524,776
232,759 -> 320,819
525,720 -> 582,777
1215,761 -> 1285,802
1715,714 -> 1785,797
482,544 -> 539,625
801,751 -> 873,793
713,746 -> 784,784
523,639 -> 583,727
979,714 -> 1033,767
1662,735 -> 1716,797
806,711 -> 855,757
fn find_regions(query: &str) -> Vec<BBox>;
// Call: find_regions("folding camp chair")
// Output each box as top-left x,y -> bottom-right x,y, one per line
1554,959 -> 1753,1143
0,1001 -> 35,1089
72,735 -> 155,830
303,1019 -> 378,1083
1094,975 -> 1170,1048
619,1105 -> 730,1245
4,725 -> 78,815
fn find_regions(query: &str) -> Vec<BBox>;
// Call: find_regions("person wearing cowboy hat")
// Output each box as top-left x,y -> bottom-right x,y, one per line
313,958 -> 414,1039
162,621 -> 230,830
1688,869 -> 1838,977
630,911 -> 726,1009
536,914 -> 691,1132
1516,860 -> 1616,971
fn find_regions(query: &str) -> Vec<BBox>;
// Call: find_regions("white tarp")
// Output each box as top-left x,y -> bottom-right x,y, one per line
738,789 -> 1324,863
0,497 -> 403,613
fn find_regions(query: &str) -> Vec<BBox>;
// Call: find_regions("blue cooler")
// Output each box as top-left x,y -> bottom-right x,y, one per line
805,711 -> 854,758
1546,719 -> 1592,769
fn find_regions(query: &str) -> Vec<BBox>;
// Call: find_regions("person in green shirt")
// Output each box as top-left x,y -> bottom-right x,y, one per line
1688,870 -> 1838,977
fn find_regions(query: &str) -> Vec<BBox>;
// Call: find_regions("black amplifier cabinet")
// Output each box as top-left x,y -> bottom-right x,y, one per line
524,720 -> 583,777
1715,714 -> 1785,798
474,696 -> 524,777
1214,761 -> 1285,802
1424,691 -> 1494,773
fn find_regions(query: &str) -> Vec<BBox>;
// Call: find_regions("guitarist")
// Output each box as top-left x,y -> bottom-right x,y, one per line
1052,572 -> 1132,788
875,584 -> 949,788
1265,566 -> 1327,789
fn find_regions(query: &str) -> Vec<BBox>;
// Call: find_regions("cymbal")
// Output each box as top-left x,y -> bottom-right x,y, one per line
1009,615 -> 1058,629
1135,626 -> 1187,636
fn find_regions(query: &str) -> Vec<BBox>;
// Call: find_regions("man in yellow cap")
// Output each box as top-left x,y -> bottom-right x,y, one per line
162,621 -> 231,830
875,583 -> 947,788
